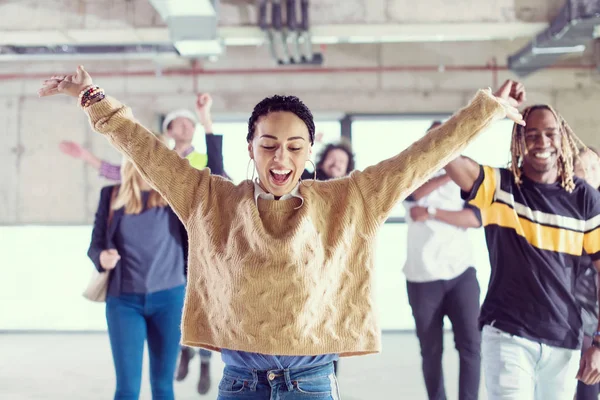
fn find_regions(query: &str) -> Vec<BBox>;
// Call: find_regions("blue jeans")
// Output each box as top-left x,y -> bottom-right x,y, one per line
217,362 -> 340,400
106,285 -> 185,400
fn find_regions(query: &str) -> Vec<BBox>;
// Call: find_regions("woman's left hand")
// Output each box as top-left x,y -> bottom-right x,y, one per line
493,79 -> 526,126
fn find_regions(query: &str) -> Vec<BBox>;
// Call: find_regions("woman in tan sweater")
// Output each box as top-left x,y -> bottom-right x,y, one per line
39,66 -> 524,400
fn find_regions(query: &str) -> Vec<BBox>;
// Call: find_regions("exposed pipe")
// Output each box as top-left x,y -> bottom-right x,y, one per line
0,63 -> 594,81
257,0 -> 276,61
299,0 -> 312,62
271,0 -> 289,64
286,0 -> 301,63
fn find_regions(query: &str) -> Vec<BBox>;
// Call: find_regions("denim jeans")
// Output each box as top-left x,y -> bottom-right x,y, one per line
106,285 -> 185,400
407,267 -> 481,400
217,362 -> 340,400
482,324 -> 580,400
181,346 -> 212,361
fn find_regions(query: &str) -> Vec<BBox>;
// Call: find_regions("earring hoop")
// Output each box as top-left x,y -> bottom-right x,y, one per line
300,160 -> 317,187
246,158 -> 256,182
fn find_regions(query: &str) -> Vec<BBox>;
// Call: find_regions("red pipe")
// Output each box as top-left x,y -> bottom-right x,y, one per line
0,63 -> 594,81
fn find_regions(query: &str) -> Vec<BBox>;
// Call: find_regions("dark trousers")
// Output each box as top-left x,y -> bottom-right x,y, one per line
577,335 -> 600,400
407,267 -> 481,400
106,285 -> 185,400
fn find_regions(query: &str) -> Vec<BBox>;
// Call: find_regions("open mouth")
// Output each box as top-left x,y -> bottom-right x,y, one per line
269,169 -> 293,186
533,151 -> 552,160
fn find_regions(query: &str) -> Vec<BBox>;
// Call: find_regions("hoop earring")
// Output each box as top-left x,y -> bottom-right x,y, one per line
246,158 -> 256,182
300,160 -> 317,187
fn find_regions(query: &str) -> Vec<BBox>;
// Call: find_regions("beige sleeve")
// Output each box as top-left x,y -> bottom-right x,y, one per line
351,89 -> 507,226
85,96 -> 211,223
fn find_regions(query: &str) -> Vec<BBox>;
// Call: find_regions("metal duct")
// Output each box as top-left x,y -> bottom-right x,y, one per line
286,0 -> 302,63
258,0 -> 322,66
148,0 -> 223,58
271,0 -> 290,64
507,0 -> 600,77
0,44 -> 179,61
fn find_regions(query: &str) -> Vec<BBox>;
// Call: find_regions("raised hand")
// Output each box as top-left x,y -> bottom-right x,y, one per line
99,249 -> 121,270
59,141 -> 86,159
38,65 -> 93,98
195,93 -> 213,127
493,79 -> 526,126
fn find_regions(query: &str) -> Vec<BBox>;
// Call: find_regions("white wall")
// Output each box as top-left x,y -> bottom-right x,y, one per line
0,224 -> 491,332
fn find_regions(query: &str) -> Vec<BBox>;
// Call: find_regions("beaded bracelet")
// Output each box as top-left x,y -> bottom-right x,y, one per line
82,89 -> 105,108
77,85 -> 95,107
78,85 -> 105,109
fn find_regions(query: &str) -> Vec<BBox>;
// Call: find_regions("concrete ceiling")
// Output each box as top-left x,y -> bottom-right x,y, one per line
1,0 -> 586,74
0,0 -> 564,46
0,0 -> 566,30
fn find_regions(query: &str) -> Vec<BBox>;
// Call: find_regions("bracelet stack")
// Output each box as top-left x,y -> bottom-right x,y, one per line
78,85 -> 105,109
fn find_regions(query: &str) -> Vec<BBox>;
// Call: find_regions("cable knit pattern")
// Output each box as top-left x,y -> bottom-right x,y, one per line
85,89 -> 506,357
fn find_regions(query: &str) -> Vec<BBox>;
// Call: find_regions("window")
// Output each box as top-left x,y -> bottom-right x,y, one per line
351,117 -> 514,218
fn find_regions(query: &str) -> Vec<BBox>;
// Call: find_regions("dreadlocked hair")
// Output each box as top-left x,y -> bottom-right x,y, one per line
247,95 -> 315,145
509,104 -> 586,193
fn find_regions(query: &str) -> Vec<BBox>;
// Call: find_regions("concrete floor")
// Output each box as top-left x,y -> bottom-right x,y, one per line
0,332 -> 487,399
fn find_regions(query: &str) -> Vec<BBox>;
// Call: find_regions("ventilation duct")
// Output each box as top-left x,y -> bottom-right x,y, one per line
148,0 -> 223,58
508,0 -> 600,77
259,0 -> 322,65
0,44 -> 179,61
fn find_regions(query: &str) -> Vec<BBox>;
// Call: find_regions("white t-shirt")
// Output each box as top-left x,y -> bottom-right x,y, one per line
402,171 -> 474,282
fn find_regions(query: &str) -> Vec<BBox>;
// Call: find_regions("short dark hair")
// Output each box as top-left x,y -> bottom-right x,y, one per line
247,95 -> 315,144
316,140 -> 355,174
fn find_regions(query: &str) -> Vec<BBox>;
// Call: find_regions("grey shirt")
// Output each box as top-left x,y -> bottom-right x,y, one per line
112,191 -> 186,294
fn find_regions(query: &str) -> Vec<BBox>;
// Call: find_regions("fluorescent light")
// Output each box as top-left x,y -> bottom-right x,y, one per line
532,45 -> 586,55
223,37 -> 264,46
150,0 -> 215,18
174,40 -> 223,56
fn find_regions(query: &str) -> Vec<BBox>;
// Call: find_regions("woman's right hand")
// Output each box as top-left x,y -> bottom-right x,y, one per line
99,249 -> 121,270
37,65 -> 93,98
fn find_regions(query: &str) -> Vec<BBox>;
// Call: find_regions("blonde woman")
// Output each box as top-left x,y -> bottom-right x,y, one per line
87,157 -> 187,400
42,67 -> 526,400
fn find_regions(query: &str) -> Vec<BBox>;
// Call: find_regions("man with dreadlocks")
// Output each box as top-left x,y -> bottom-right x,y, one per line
445,101 -> 600,399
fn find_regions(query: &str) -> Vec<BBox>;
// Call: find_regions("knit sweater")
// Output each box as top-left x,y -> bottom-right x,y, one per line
85,89 -> 506,357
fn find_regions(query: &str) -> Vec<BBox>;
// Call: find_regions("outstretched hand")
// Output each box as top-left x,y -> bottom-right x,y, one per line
38,65 -> 93,98
59,141 -> 86,159
493,80 -> 526,126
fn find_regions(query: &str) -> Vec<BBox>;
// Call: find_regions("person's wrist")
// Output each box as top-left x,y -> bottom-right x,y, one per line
427,206 -> 437,218
201,120 -> 214,133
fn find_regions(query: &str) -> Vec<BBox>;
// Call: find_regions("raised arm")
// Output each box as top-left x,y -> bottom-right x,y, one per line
409,205 -> 481,229
351,80 -> 525,226
59,140 -> 123,181
39,66 -> 210,223
445,156 -> 481,193
196,93 -> 226,176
